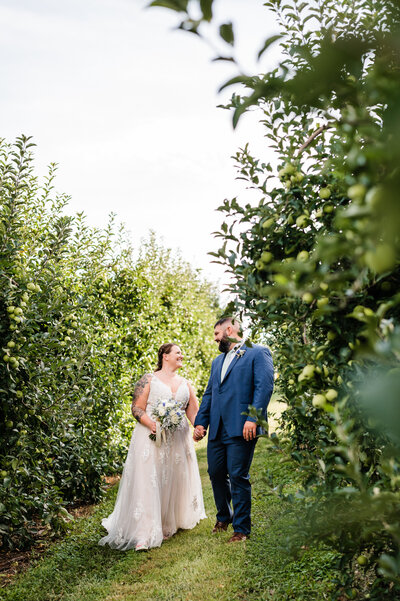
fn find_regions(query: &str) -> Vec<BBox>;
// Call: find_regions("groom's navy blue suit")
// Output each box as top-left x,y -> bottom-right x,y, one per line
194,343 -> 274,535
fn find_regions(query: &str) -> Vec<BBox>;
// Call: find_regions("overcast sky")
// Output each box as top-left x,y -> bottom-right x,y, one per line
0,0 -> 280,287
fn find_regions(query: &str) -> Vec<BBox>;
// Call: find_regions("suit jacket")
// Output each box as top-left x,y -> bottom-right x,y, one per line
194,343 -> 274,440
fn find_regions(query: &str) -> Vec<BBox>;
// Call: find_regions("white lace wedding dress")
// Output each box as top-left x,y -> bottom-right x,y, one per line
99,375 -> 206,551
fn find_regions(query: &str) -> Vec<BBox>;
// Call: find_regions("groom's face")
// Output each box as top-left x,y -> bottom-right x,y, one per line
214,324 -> 231,354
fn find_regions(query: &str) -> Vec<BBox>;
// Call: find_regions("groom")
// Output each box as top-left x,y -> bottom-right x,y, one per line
193,316 -> 274,542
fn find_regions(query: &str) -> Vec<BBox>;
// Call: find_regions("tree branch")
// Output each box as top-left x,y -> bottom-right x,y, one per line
297,124 -> 330,156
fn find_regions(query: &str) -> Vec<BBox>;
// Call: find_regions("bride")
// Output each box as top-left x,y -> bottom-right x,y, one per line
99,343 -> 206,551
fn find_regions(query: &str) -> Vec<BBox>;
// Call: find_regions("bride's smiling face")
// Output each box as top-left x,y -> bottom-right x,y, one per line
164,345 -> 183,370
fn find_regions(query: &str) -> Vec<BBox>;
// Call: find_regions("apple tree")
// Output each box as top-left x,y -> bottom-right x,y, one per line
151,0 -> 400,596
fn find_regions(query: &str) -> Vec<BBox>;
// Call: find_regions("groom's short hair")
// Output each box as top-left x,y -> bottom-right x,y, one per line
214,316 -> 243,334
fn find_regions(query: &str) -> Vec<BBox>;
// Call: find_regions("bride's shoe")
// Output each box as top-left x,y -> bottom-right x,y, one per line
135,543 -> 148,551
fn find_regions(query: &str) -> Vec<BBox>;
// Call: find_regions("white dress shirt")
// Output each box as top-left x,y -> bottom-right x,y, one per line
220,342 -> 243,382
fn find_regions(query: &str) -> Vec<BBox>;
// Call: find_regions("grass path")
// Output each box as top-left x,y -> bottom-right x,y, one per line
1,442 -> 248,601
95,443 -> 248,601
2,410 -> 340,601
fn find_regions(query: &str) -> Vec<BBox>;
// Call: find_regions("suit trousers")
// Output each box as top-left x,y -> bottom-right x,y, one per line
207,421 -> 257,535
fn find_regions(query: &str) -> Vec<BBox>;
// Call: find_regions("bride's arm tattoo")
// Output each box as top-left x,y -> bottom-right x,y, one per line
131,374 -> 150,421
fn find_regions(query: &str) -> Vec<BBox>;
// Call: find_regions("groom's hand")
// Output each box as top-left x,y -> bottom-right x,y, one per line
243,420 -> 257,441
193,425 -> 206,442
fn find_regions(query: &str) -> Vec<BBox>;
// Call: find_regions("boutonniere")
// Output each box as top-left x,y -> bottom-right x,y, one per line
235,348 -> 246,359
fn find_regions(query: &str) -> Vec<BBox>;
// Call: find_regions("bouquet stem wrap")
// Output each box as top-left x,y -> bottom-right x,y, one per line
155,420 -> 166,447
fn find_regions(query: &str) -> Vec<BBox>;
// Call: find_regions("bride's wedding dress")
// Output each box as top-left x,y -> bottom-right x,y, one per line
99,375 -> 206,550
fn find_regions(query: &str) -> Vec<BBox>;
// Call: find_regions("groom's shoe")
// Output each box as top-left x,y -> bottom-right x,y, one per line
212,521 -> 229,534
228,532 -> 249,543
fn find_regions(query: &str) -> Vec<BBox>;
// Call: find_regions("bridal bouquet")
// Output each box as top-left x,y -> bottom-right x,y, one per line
149,398 -> 185,444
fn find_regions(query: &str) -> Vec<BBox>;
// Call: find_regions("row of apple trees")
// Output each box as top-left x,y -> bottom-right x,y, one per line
0,136 -> 219,549
151,0 -> 400,598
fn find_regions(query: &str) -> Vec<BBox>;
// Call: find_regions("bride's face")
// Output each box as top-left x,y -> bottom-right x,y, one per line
164,345 -> 183,370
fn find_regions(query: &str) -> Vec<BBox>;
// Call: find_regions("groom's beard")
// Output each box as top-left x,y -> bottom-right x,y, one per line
218,337 -> 231,354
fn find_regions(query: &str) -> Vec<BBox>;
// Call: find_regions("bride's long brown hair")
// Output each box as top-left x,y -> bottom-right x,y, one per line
155,343 -> 176,371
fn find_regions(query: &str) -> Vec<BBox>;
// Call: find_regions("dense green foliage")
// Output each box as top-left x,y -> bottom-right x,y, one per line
0,136 -> 219,550
151,1 -> 400,598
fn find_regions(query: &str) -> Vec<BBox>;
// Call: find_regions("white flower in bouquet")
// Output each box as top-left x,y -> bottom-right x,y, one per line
149,398 -> 185,443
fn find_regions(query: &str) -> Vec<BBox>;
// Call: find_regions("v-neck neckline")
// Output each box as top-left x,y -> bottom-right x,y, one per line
152,374 -> 185,397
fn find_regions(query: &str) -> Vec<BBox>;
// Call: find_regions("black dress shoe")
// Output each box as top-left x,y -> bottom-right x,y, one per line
212,521 -> 229,533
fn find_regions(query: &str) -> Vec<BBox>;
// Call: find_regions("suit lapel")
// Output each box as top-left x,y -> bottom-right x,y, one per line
216,354 -> 224,385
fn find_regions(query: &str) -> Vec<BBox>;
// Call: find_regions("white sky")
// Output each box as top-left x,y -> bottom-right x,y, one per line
0,0 -> 281,288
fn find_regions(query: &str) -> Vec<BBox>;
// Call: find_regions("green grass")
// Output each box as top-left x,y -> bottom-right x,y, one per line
1,433 -> 340,601
242,440 -> 340,600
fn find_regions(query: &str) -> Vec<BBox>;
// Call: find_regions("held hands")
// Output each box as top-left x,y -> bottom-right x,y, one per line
149,420 -> 157,435
193,425 -> 206,442
243,420 -> 257,441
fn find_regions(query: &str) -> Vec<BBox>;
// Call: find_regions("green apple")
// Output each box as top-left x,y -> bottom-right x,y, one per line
319,187 -> 331,199
312,394 -> 327,408
297,250 -> 309,262
261,251 -> 273,264
7,306 -> 15,313
16,391 -> 23,398
262,217 -> 275,229
365,185 -> 383,208
323,204 -> 334,213
356,555 -> 367,566
296,214 -> 308,228
364,244 -> 396,273
7,341 -> 15,348
317,297 -> 329,308
27,282 -> 36,291
325,389 -> 338,401
347,183 -> 366,201
302,364 -> 315,378
278,162 -> 296,178
302,292 -> 313,303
